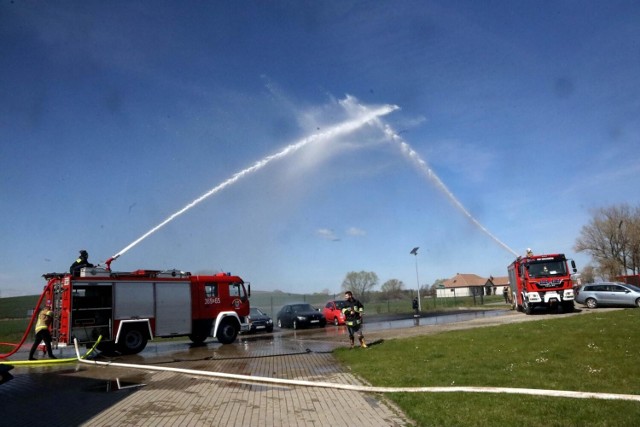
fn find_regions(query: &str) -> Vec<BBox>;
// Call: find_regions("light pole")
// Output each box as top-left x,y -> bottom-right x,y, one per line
410,247 -> 422,313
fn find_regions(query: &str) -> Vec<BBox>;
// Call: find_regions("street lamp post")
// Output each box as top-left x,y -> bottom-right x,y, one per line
410,247 -> 421,313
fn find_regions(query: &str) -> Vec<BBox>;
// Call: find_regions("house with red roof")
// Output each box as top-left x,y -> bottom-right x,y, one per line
436,273 -> 510,298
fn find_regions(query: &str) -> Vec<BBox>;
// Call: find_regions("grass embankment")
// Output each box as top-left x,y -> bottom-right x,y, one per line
335,309 -> 640,427
0,296 -> 38,348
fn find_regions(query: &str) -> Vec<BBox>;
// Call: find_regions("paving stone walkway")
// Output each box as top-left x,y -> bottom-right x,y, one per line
73,336 -> 411,426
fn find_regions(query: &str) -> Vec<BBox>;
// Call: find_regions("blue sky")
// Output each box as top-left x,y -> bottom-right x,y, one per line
1,1 -> 639,297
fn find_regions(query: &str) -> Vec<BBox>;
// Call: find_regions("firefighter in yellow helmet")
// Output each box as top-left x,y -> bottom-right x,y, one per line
28,304 -> 57,360
342,291 -> 367,348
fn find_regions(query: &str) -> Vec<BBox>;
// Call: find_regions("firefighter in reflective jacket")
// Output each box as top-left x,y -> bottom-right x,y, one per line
69,249 -> 94,276
342,291 -> 367,348
28,305 -> 57,360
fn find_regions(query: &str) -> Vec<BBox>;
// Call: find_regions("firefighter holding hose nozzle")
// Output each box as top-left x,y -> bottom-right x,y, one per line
342,291 -> 367,349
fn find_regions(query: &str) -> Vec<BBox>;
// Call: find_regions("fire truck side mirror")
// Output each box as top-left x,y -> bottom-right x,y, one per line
571,260 -> 577,273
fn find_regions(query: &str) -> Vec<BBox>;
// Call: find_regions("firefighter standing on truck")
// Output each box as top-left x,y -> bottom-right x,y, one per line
69,249 -> 94,276
342,291 -> 367,349
28,305 -> 57,360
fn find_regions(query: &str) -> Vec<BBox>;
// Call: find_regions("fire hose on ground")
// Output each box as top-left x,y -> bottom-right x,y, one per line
3,336 -> 102,366
73,339 -> 640,402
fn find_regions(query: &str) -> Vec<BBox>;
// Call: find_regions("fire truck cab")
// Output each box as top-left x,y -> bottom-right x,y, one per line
43,267 -> 250,354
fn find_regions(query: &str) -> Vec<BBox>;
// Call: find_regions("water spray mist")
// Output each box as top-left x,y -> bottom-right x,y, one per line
106,100 -> 398,268
380,123 -> 518,257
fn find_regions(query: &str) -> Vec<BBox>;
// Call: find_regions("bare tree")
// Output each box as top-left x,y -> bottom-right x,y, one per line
626,205 -> 640,273
574,204 -> 640,279
341,271 -> 378,302
578,265 -> 596,284
381,279 -> 405,300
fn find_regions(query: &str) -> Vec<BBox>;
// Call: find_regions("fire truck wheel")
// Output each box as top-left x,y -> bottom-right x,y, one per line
119,327 -> 148,355
216,320 -> 238,344
189,320 -> 213,344
96,341 -> 118,356
523,300 -> 533,315
188,333 -> 208,344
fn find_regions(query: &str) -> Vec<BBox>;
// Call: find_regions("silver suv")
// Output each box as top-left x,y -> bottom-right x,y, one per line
575,282 -> 640,308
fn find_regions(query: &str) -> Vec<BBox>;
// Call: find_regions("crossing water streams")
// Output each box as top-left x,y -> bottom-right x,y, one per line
106,98 -> 516,266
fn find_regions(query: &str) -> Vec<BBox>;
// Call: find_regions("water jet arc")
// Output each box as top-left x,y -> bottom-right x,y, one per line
381,123 -> 518,257
105,102 -> 398,267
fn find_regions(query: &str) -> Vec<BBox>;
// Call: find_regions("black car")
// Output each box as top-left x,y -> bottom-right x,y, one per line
246,307 -> 274,333
276,303 -> 326,329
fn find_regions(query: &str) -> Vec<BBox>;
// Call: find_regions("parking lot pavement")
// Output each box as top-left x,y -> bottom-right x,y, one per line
64,336 -> 411,426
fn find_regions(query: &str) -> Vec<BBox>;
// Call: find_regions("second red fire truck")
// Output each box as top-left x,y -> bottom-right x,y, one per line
508,251 -> 577,314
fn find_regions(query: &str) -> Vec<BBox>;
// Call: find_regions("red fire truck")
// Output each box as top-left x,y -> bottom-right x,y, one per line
41,266 -> 251,354
507,252 -> 577,315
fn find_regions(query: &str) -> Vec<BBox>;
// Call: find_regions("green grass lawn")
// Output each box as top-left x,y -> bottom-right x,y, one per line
0,296 -> 37,350
335,309 -> 640,427
0,319 -> 32,347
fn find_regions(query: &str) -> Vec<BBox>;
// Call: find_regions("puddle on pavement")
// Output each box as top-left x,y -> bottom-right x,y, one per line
83,376 -> 147,393
365,310 -> 510,330
1,370 -> 144,426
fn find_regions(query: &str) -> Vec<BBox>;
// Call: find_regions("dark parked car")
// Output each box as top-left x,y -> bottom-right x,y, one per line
322,300 -> 348,325
575,282 -> 640,308
246,307 -> 274,333
276,303 -> 326,329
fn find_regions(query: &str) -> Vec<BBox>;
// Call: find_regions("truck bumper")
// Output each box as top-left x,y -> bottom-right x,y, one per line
528,290 -> 574,304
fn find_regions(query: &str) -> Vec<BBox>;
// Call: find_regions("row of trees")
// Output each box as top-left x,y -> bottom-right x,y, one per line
340,271 -> 380,302
574,204 -> 640,282
340,271 -> 441,302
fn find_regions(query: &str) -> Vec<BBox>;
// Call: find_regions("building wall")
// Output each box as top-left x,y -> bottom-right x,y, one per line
437,285 -> 510,298
436,287 -> 472,298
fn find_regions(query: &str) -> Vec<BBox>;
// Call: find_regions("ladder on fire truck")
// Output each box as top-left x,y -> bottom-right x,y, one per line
49,277 -> 64,349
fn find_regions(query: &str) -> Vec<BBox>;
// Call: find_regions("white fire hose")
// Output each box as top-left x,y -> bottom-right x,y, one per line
73,339 -> 640,402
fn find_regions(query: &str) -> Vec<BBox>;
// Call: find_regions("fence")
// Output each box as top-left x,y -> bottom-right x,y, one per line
249,292 -> 507,318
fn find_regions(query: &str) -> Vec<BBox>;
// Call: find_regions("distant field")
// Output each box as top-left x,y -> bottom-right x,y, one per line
0,296 -> 39,348
0,295 -> 39,319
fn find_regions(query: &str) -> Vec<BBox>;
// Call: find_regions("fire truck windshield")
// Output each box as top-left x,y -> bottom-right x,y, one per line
527,260 -> 567,278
